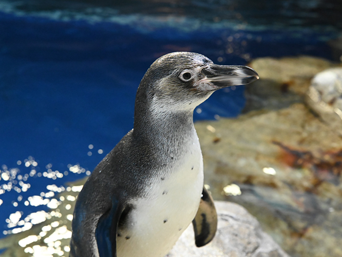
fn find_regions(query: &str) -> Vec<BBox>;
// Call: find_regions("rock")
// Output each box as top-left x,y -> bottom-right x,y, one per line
169,201 -> 289,257
220,57 -> 342,256
328,37 -> 342,62
243,56 -> 341,113
195,103 -> 342,257
306,68 -> 342,135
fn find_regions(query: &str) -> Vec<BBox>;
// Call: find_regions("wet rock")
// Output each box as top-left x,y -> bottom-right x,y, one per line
243,56 -> 341,113
306,68 -> 342,135
328,37 -> 342,62
169,201 -> 289,257
195,103 -> 342,257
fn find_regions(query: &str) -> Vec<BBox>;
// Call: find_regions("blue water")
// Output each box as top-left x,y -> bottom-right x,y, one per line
0,0 -> 340,244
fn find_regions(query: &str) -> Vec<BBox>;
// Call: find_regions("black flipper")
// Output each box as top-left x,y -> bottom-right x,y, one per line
95,197 -> 123,257
192,186 -> 217,247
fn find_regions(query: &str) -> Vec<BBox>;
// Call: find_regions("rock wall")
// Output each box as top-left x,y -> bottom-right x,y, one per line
170,201 -> 289,257
195,56 -> 342,257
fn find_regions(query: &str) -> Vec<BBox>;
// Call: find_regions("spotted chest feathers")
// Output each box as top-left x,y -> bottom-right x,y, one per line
116,134 -> 204,257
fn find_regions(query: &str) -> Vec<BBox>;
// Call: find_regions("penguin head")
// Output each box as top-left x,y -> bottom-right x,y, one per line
137,52 -> 259,112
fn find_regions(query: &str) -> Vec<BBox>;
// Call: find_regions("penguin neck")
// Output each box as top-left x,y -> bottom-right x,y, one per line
133,103 -> 197,152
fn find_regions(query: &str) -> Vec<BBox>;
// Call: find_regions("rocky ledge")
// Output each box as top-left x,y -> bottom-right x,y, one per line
170,201 -> 289,257
195,56 -> 342,257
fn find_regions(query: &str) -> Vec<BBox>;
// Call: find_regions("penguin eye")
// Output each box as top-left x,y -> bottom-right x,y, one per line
179,70 -> 194,82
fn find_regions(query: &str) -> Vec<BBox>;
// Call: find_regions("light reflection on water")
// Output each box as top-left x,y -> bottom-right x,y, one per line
0,156 -> 92,257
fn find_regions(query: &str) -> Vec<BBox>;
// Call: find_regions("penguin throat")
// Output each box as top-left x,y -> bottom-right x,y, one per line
133,106 -> 196,154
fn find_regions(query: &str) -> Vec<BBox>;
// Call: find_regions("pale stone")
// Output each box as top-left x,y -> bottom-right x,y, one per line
169,201 -> 289,257
243,56 -> 342,113
306,68 -> 342,135
195,103 -> 342,257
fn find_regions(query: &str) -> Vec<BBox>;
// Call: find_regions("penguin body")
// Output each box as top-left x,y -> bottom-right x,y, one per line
116,128 -> 203,257
70,52 -> 259,257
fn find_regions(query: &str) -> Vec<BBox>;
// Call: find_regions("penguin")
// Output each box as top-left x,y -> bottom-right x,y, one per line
70,52 -> 259,257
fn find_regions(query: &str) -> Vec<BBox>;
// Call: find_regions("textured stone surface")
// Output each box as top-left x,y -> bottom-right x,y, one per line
306,68 -> 342,135
243,56 -> 341,113
169,201 -> 289,257
195,103 -> 342,257
190,55 -> 342,257
191,53 -> 342,257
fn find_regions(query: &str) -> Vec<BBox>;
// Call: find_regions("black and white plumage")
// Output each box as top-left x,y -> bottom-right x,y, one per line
69,52 -> 259,257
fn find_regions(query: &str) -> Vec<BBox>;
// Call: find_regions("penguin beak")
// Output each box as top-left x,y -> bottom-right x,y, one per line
200,64 -> 259,90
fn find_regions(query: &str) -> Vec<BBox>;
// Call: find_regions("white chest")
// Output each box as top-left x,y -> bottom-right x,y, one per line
117,136 -> 203,257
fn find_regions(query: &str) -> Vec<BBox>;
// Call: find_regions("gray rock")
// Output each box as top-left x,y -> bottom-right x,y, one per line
194,103 -> 342,257
169,201 -> 289,257
328,37 -> 342,62
243,56 -> 338,113
306,68 -> 342,135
